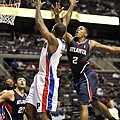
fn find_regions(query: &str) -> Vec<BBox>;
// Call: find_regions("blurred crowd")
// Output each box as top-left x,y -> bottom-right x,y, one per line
0,32 -> 120,56
21,0 -> 120,17
0,0 -> 120,119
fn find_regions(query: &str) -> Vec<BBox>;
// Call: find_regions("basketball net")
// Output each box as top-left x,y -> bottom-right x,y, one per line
0,0 -> 21,25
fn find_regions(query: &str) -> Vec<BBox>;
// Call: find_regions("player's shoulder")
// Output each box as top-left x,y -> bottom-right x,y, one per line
6,90 -> 14,95
89,39 -> 99,51
90,39 -> 99,45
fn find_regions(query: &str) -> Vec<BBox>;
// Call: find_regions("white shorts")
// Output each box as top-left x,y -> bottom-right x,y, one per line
26,73 -> 59,113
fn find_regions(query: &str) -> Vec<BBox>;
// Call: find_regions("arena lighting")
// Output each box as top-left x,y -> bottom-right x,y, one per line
0,7 -> 119,26
80,13 -> 119,26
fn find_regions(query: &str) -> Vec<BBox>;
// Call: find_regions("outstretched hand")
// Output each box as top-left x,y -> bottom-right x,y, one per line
51,2 -> 64,16
33,0 -> 46,8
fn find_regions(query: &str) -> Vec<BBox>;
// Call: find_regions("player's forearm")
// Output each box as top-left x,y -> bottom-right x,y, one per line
55,14 -> 61,23
112,46 -> 120,53
62,3 -> 75,27
35,3 -> 48,35
35,5 -> 44,29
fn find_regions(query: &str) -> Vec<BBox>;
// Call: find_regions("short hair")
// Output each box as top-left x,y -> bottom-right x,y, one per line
15,76 -> 26,83
54,23 -> 66,37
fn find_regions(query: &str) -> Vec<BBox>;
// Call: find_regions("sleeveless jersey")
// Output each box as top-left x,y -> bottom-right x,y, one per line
4,90 -> 27,120
67,38 -> 90,77
38,38 -> 66,78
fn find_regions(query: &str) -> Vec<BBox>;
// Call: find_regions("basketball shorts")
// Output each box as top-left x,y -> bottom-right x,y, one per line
72,70 -> 98,105
26,73 -> 59,113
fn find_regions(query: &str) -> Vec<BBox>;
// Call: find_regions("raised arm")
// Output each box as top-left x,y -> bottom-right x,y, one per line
62,0 -> 77,27
35,0 -> 55,45
52,0 -> 77,43
51,2 -> 64,23
52,0 -> 77,27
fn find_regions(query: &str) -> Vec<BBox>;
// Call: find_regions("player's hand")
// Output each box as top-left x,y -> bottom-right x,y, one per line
33,0 -> 46,8
51,2 -> 64,16
69,0 -> 78,5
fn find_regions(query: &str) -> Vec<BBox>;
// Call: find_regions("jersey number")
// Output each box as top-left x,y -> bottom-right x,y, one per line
72,57 -> 78,64
18,107 -> 25,113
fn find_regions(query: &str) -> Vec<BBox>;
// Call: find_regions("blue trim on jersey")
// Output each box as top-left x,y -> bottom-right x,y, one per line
0,106 -> 2,116
48,53 -> 52,60
61,40 -> 66,45
47,65 -> 55,110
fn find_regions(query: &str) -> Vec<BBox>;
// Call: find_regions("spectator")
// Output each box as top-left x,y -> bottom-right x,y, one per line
105,99 -> 120,120
52,99 -> 65,120
17,59 -> 26,68
96,73 -> 107,84
99,76 -> 107,84
97,74 -> 114,86
11,59 -> 19,77
64,105 -> 73,119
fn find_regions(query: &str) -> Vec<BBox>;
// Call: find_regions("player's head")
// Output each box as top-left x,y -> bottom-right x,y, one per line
75,26 -> 89,38
52,23 -> 66,38
15,76 -> 26,89
5,78 -> 15,90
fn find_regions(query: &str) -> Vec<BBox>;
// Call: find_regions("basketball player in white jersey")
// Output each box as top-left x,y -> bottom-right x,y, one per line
25,0 -> 68,120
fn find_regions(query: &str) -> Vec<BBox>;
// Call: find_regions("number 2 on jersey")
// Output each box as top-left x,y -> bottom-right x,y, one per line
72,56 -> 78,64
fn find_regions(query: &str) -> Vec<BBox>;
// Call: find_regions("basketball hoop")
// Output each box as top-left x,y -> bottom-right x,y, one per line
0,0 -> 21,25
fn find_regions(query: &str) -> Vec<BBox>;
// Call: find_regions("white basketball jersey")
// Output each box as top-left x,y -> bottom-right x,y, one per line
38,38 -> 65,77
